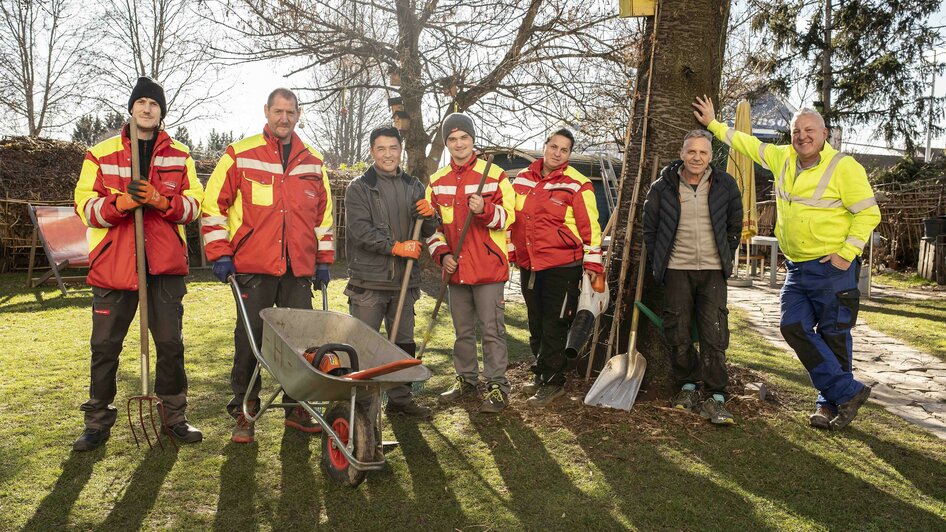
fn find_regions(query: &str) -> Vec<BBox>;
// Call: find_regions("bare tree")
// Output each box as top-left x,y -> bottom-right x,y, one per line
0,0 -> 93,136
93,0 -> 229,126
304,61 -> 390,167
215,0 -> 632,179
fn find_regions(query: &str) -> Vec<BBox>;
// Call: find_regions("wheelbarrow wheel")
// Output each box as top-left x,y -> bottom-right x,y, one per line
320,400 -> 374,487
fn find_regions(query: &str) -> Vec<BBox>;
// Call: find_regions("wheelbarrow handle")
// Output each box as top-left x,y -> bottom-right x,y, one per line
229,275 -> 264,363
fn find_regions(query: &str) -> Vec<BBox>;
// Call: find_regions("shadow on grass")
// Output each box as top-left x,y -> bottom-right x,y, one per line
94,446 -> 178,531
23,447 -> 106,530
274,429 -> 322,528
860,300 -> 945,324
470,413 -> 627,528
859,430 -> 946,506
0,292 -> 91,313
385,416 -> 467,525
213,442 -> 259,531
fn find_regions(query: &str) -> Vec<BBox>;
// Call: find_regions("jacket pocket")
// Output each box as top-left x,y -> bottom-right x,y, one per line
244,174 -> 274,206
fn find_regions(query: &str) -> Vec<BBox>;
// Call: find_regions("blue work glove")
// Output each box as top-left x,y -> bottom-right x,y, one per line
313,264 -> 330,289
212,256 -> 235,283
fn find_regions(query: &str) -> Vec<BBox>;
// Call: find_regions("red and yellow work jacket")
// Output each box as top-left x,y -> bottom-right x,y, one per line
509,159 -> 603,273
425,155 -> 515,285
74,126 -> 203,290
201,126 -> 334,277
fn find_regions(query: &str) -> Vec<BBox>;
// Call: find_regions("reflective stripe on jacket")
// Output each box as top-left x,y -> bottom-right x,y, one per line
425,155 -> 515,285
708,120 -> 881,262
509,159 -> 602,273
200,126 -> 334,277
74,126 -> 203,290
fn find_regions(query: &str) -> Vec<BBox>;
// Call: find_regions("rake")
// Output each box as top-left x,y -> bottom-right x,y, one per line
125,116 -> 175,451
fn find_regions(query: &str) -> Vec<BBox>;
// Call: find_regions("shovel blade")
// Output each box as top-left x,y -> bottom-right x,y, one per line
583,351 -> 647,411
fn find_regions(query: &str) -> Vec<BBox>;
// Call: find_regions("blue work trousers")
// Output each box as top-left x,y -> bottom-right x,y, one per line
779,257 -> 865,412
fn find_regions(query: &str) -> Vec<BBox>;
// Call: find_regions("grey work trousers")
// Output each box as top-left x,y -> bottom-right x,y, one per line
447,282 -> 510,394
345,284 -> 419,406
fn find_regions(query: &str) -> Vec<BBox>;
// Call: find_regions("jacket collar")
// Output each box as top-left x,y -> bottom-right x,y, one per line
262,124 -> 299,151
450,151 -> 479,174
361,164 -> 411,189
522,157 -> 569,181
122,123 -> 170,153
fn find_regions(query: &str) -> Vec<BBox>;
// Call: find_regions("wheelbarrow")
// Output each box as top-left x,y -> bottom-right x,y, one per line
230,277 -> 432,487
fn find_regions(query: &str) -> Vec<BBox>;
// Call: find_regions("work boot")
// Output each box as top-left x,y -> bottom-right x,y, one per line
166,421 -> 203,443
671,384 -> 699,411
232,414 -> 255,444
522,379 -> 539,396
809,405 -> 834,430
526,384 -> 565,407
438,376 -> 478,404
700,395 -> 736,425
385,400 -> 432,419
72,428 -> 110,452
831,385 -> 872,430
479,383 -> 508,413
284,407 -> 322,433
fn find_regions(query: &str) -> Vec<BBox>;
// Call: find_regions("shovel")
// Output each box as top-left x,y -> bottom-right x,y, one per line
584,248 -> 648,411
125,117 -> 175,450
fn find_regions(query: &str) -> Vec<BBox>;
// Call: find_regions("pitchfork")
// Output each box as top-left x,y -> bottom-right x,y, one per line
125,116 -> 175,451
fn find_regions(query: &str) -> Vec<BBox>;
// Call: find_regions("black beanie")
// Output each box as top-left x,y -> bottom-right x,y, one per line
442,112 -> 475,145
128,76 -> 167,118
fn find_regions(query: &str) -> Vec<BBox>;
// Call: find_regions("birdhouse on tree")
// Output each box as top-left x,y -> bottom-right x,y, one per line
393,110 -> 411,131
388,96 -> 404,113
618,0 -> 655,17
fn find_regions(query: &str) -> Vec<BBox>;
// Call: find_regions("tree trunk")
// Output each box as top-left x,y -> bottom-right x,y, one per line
591,0 -> 731,397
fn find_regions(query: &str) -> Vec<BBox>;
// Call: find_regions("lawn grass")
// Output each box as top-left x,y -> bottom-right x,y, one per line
859,297 -> 946,363
1,270 -> 944,530
873,271 -> 940,290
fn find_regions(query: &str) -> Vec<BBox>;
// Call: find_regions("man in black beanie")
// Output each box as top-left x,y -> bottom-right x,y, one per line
72,75 -> 204,451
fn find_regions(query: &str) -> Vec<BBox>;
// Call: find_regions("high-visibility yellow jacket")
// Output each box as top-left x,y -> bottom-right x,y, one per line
200,126 -> 334,277
425,155 -> 515,285
74,126 -> 203,290
708,120 -> 881,263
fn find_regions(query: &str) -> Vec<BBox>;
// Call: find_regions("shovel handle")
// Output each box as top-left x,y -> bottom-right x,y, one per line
390,218 -> 424,343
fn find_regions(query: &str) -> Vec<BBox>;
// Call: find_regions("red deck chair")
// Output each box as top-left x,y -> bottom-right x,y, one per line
26,204 -> 90,296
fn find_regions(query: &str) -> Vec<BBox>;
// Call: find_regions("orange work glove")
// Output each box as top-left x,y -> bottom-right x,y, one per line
127,180 -> 170,211
415,199 -> 436,218
392,240 -> 422,260
115,193 -> 141,213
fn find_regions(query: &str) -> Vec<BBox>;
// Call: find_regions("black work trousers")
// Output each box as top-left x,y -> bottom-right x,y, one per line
81,275 -> 188,430
229,272 -> 312,418
662,269 -> 730,396
521,265 -> 581,386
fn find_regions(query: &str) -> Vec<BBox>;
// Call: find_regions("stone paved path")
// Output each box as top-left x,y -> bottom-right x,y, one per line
729,282 -> 946,440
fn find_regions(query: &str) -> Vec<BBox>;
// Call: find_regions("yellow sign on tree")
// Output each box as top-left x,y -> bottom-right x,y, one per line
619,0 -> 656,17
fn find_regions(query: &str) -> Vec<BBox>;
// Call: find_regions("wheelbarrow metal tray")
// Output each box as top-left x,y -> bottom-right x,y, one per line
260,307 -> 432,402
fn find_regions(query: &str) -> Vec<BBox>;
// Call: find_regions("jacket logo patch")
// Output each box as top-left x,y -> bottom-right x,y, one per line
165,181 -> 178,190
94,309 -> 111,316
305,189 -> 316,200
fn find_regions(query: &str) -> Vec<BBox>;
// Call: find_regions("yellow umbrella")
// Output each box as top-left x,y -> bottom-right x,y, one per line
726,99 -> 758,279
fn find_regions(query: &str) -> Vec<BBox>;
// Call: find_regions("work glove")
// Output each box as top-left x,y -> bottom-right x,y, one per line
314,264 -> 331,288
115,193 -> 141,213
392,240 -> 422,260
415,199 -> 436,218
212,256 -> 235,283
127,180 -> 170,211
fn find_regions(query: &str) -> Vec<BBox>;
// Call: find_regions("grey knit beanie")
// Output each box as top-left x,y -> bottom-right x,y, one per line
441,113 -> 475,145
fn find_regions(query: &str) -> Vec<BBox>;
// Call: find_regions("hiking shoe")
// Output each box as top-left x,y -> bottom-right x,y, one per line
700,397 -> 736,425
672,387 -> 699,411
72,428 -> 109,452
166,421 -> 203,443
232,414 -> 255,444
284,407 -> 322,433
526,385 -> 565,407
809,405 -> 833,430
385,400 -> 432,419
831,385 -> 872,430
479,383 -> 508,413
438,376 -> 478,404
